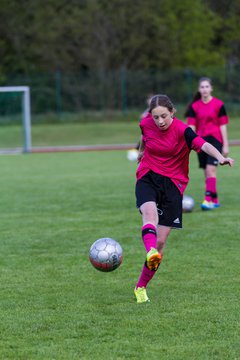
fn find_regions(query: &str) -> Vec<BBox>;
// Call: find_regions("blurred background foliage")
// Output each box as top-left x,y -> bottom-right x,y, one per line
0,0 -> 239,119
1,0 -> 239,72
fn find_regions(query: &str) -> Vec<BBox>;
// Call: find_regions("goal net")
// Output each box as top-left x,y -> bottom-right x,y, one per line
0,86 -> 32,153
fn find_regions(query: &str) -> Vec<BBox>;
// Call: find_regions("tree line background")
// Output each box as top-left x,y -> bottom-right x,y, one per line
0,0 -> 239,117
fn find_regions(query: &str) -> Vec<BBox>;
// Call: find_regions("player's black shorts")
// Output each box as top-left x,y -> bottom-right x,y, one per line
198,136 -> 222,169
135,171 -> 183,229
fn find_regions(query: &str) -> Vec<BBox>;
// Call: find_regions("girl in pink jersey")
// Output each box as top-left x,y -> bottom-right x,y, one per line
134,94 -> 234,303
186,77 -> 230,210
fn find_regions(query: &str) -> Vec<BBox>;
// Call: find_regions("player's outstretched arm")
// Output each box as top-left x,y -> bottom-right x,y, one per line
201,142 -> 234,167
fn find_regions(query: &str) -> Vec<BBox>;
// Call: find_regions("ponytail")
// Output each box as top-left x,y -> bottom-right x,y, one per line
184,91 -> 201,117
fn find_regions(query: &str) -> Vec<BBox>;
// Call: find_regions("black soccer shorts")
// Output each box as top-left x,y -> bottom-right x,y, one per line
135,171 -> 183,229
198,135 -> 223,169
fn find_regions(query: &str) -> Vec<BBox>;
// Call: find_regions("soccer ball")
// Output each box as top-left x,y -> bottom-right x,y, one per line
89,238 -> 123,272
182,195 -> 195,213
127,149 -> 139,162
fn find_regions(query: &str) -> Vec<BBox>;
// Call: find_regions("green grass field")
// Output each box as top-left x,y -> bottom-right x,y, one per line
0,115 -> 239,148
0,146 -> 239,359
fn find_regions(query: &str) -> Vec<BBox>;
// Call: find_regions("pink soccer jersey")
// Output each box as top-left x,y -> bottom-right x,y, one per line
186,97 -> 229,143
136,114 -> 205,194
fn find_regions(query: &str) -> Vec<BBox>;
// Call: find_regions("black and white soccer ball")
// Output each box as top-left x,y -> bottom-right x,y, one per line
89,238 -> 123,272
182,195 -> 195,213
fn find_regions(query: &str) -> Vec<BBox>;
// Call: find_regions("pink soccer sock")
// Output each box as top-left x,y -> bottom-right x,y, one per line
142,224 -> 157,252
208,177 -> 218,204
212,197 -> 219,204
204,177 -> 217,202
136,263 -> 156,289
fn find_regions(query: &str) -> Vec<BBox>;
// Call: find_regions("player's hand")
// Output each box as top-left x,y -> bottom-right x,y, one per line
222,144 -> 229,157
219,157 -> 234,167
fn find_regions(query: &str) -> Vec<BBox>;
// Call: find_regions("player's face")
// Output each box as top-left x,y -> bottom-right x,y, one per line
151,106 -> 174,131
198,80 -> 212,98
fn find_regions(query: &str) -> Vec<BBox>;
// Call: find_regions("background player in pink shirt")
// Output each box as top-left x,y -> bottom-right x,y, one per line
134,94 -> 234,304
185,77 -> 230,210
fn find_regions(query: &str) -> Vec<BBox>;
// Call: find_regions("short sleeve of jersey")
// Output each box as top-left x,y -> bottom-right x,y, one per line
218,104 -> 229,125
184,127 -> 205,152
186,105 -> 196,126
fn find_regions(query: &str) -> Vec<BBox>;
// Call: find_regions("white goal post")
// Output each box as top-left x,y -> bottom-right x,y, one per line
0,86 -> 32,153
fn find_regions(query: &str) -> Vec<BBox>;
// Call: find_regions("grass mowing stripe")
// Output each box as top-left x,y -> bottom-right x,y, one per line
0,116 -> 239,148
